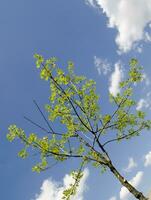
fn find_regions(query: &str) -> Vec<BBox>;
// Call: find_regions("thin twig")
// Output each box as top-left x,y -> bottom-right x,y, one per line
102,125 -> 144,147
33,99 -> 55,133
24,116 -> 62,136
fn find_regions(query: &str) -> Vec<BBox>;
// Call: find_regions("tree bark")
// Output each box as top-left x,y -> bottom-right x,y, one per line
107,161 -> 148,200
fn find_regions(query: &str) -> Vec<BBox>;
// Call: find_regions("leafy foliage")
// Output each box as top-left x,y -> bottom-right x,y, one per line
7,56 -> 151,200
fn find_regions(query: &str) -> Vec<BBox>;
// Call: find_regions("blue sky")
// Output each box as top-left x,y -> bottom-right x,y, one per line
1,0 -> 151,200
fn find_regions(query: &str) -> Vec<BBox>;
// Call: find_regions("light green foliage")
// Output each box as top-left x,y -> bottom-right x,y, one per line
18,149 -> 28,159
62,168 -> 84,200
7,56 -> 151,200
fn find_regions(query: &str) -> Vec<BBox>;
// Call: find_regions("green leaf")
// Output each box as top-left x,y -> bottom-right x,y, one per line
129,58 -> 138,67
103,115 -> 111,124
18,149 -> 28,159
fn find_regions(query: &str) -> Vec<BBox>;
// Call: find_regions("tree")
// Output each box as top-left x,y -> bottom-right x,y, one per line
7,55 -> 151,200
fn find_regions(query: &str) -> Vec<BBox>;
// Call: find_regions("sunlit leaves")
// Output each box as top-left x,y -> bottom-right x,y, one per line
34,54 -> 44,68
33,54 -> 101,135
32,156 -> 48,173
137,110 -> 145,119
40,66 -> 51,81
103,115 -> 111,124
129,58 -> 143,83
76,144 -> 85,155
129,58 -> 138,67
7,125 -> 26,142
7,55 -> 151,199
18,148 -> 28,159
62,170 -> 84,200
28,133 -> 37,144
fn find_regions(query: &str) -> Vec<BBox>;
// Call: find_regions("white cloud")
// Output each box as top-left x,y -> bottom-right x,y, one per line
109,196 -> 117,200
119,171 -> 143,200
136,99 -> 148,110
144,32 -> 151,42
136,92 -> 151,110
136,46 -> 143,54
124,158 -> 137,173
144,151 -> 151,167
142,73 -> 150,86
86,0 -> 151,53
33,168 -> 89,200
109,61 -> 123,96
94,56 -> 111,75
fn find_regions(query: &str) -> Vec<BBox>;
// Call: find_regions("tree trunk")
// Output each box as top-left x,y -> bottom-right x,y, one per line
107,161 -> 148,200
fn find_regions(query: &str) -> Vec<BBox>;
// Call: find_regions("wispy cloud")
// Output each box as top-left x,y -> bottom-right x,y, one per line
136,92 -> 151,110
142,73 -> 150,86
86,0 -> 151,53
123,158 -> 137,173
109,196 -> 117,200
119,171 -> 143,200
144,151 -> 151,167
109,61 -> 123,96
33,168 -> 89,200
94,56 -> 111,75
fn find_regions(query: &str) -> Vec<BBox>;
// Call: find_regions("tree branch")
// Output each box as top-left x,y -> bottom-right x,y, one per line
42,63 -> 92,133
33,99 -> 56,134
102,125 -> 145,147
24,116 -> 63,136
